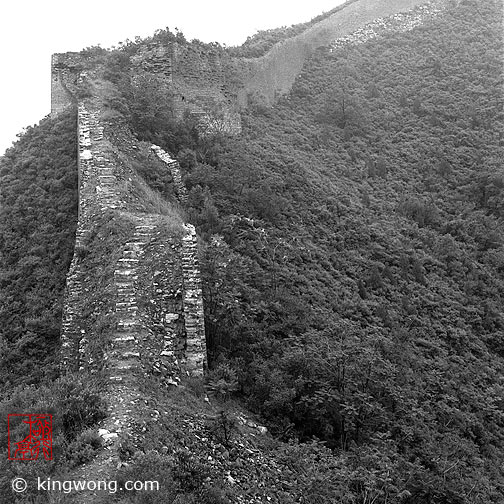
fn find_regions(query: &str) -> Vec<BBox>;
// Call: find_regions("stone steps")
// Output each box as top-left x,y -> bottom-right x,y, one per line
116,293 -> 137,300
109,372 -> 138,383
116,307 -> 138,315
98,167 -> 114,176
110,214 -> 163,387
112,333 -> 136,344
116,291 -> 135,297
109,350 -> 140,361
77,105 -> 121,209
116,282 -> 135,288
121,250 -> 140,259
136,223 -> 157,229
124,241 -> 147,248
98,175 -> 116,182
114,270 -> 138,278
117,259 -> 140,267
116,321 -> 140,330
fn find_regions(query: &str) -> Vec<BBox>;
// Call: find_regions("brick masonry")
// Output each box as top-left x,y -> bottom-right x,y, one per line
150,145 -> 188,203
51,53 -> 83,116
59,96 -> 207,446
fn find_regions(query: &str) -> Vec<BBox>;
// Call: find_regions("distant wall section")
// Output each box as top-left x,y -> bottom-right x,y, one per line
131,42 -> 244,135
241,0 -> 447,104
51,53 -> 82,116
51,0 -> 448,120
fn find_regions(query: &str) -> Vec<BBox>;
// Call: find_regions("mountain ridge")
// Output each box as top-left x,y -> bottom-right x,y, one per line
1,0 -> 503,502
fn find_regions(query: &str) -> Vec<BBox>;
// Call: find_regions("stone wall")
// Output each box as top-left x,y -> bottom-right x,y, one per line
131,44 -> 173,79
58,0 -> 447,386
51,55 -> 73,117
50,0 -> 449,122
171,43 -> 230,91
58,93 -> 208,448
241,0 -> 448,105
135,225 -> 185,382
122,0 -> 448,113
330,0 -> 446,50
60,103 -> 124,373
171,88 -> 243,136
61,99 -> 207,367
130,41 -> 243,135
59,242 -> 85,371
151,145 -> 188,202
51,53 -> 83,116
181,224 -> 207,375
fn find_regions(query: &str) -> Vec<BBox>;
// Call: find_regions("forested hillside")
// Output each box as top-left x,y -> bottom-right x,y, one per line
0,109 -> 78,386
1,0 -> 503,502
0,111 -> 109,501
128,0 -> 504,500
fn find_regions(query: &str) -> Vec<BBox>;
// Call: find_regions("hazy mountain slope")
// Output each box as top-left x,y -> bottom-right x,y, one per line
176,0 -> 504,500
0,0 -> 503,502
242,0 -> 440,103
80,0 -> 504,499
229,0 -> 361,58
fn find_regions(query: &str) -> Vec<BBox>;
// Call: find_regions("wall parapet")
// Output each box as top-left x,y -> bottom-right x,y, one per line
51,53 -> 82,116
181,224 -> 207,375
51,0 -> 448,123
62,100 -> 207,376
151,145 -> 188,203
60,96 -> 208,451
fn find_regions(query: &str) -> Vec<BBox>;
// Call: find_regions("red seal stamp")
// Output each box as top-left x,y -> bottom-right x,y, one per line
7,414 -> 53,461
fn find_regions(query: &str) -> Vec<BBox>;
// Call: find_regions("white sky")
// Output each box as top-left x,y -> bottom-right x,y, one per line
0,0 -> 345,155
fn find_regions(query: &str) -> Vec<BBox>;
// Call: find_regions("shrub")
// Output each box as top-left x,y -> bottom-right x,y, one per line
54,375 -> 108,439
206,363 -> 239,401
64,428 -> 103,468
118,433 -> 136,462
398,197 -> 439,228
172,448 -> 210,493
206,410 -> 238,447
198,486 -> 231,504
116,450 -> 177,503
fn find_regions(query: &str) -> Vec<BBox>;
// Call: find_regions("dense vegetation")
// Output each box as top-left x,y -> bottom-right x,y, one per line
228,0 -> 360,58
120,0 -> 504,501
0,111 -> 111,502
0,109 -> 78,387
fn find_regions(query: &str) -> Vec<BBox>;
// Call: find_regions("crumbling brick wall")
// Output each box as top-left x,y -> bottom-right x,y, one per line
57,0 -> 447,386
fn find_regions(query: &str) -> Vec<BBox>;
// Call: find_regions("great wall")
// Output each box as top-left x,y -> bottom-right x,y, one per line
51,0 -> 449,117
59,93 -> 207,449
53,0 -> 449,463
